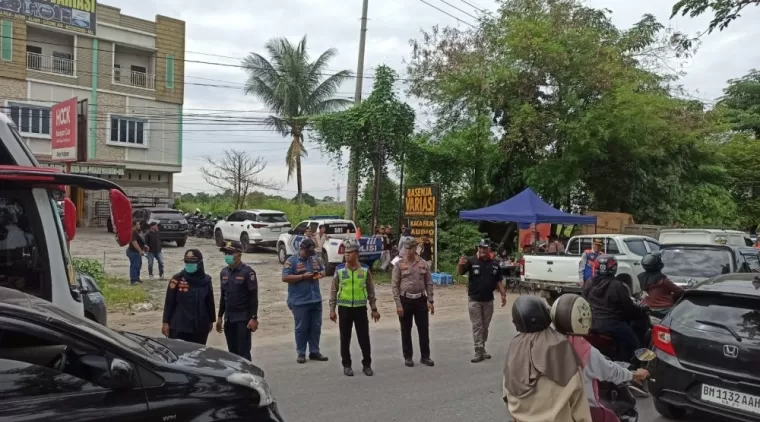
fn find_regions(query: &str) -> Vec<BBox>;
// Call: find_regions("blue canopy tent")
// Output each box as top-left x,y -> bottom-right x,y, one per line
459,188 -> 597,226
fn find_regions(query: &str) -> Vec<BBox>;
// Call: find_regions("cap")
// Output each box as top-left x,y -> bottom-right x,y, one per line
593,238 -> 604,245
220,242 -> 243,254
184,249 -> 203,263
478,239 -> 490,248
402,237 -> 418,248
342,238 -> 359,253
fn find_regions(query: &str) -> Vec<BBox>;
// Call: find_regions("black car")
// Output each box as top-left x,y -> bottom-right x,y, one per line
649,273 -> 760,421
133,207 -> 189,247
659,243 -> 760,286
0,287 -> 284,421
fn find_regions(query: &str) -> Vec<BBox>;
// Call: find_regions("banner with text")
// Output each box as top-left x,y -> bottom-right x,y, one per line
410,219 -> 436,263
0,0 -> 97,35
404,184 -> 439,219
51,97 -> 77,162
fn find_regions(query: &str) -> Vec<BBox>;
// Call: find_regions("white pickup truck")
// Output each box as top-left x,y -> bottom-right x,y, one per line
276,218 -> 383,276
521,234 -> 661,304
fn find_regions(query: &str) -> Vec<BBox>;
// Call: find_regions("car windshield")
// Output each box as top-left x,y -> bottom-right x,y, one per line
30,301 -> 161,361
670,295 -> 760,341
324,222 -> 356,234
258,213 -> 287,223
661,248 -> 733,278
150,212 -> 184,220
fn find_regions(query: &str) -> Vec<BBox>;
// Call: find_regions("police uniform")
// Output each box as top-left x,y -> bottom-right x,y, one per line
579,240 -> 604,284
392,238 -> 435,367
218,245 -> 258,361
460,244 -> 504,362
282,240 -> 327,362
162,249 -> 216,345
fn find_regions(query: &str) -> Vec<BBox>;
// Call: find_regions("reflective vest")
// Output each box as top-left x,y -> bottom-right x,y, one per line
583,250 -> 600,281
337,265 -> 369,307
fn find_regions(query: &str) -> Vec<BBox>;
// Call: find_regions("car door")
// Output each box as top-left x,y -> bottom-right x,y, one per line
225,212 -> 241,240
0,317 -> 149,420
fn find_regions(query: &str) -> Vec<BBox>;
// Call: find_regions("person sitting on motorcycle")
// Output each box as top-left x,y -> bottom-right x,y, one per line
551,294 -> 650,422
638,253 -> 684,319
503,296 -> 592,422
582,255 -> 642,362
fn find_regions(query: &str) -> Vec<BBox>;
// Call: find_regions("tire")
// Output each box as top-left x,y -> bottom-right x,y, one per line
176,238 -> 187,248
215,230 -> 225,247
277,243 -> 288,264
240,233 -> 251,253
106,218 -> 113,233
653,397 -> 687,419
324,251 -> 336,277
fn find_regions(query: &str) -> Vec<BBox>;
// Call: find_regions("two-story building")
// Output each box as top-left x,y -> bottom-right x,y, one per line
0,3 -> 185,227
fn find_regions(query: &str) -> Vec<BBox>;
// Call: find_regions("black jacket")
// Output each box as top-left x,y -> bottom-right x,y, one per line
582,275 -> 640,326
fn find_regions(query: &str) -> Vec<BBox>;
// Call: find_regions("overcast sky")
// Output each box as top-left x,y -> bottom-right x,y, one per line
108,0 -> 760,198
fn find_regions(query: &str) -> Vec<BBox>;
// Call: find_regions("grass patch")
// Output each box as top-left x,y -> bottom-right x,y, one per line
72,258 -> 150,311
372,271 -> 392,285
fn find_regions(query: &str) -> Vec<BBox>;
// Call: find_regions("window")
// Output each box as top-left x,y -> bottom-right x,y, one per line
625,239 -> 648,256
741,252 -> 760,272
26,45 -> 42,70
257,213 -> 288,223
109,117 -> 146,147
566,238 -> 582,255
669,295 -> 760,341
324,222 -> 356,235
0,190 -> 46,298
605,238 -> 620,254
645,240 -> 660,252
165,55 -> 175,89
661,247 -> 733,279
293,221 -> 309,235
1,20 -> 12,61
8,104 -> 51,136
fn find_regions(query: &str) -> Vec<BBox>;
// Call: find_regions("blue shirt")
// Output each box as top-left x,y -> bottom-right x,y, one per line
282,254 -> 325,306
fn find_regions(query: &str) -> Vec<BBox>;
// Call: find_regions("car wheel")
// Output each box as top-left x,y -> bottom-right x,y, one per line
106,218 -> 113,233
240,233 -> 251,253
176,238 -> 186,247
215,229 -> 224,247
654,397 -> 687,419
278,243 -> 288,264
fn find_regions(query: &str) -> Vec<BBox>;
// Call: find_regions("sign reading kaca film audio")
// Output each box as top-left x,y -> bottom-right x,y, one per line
403,184 -> 439,219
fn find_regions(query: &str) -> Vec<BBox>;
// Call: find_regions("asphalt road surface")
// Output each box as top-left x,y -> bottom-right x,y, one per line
251,314 -> 726,422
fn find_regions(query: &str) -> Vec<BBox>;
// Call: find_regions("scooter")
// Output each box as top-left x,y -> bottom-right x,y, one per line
597,348 -> 657,422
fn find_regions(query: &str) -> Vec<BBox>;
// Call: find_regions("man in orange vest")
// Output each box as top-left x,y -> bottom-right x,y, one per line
579,239 -> 603,284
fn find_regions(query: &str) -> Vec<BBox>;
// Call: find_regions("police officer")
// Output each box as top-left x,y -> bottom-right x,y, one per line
161,249 -> 216,345
579,238 -> 604,284
457,240 -> 507,363
392,237 -> 435,367
329,239 -> 381,377
215,243 -> 259,361
282,238 -> 329,364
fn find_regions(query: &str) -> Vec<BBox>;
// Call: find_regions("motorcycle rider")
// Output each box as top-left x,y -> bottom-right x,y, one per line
582,255 -> 642,362
551,294 -> 650,422
638,253 -> 684,319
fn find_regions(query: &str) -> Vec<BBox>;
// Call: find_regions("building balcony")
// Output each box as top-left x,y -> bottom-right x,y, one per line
26,52 -> 75,76
112,67 -> 156,90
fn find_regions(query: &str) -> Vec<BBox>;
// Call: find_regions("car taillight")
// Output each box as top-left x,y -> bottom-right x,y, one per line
250,224 -> 266,229
519,258 -> 525,276
652,324 -> 676,356
338,244 -> 345,254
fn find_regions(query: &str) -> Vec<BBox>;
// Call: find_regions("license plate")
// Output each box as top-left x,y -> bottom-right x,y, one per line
163,224 -> 178,230
701,384 -> 760,414
270,227 -> 281,232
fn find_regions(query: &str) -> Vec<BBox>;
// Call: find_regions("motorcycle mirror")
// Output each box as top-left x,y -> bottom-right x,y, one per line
634,348 -> 656,362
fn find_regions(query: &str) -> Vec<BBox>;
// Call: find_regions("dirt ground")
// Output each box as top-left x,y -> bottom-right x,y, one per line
70,229 -> 491,348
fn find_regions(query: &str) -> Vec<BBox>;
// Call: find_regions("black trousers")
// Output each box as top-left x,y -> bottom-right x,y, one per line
398,296 -> 430,359
169,329 -> 209,346
224,321 -> 252,361
339,306 -> 372,368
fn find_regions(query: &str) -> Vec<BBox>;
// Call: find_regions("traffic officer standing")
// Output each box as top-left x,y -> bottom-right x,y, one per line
457,240 -> 507,363
215,243 -> 259,361
392,237 -> 435,367
579,238 -> 604,285
161,249 -> 216,345
329,239 -> 381,377
282,238 -> 329,364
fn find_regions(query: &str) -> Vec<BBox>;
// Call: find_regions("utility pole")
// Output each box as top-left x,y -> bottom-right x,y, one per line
344,0 -> 369,222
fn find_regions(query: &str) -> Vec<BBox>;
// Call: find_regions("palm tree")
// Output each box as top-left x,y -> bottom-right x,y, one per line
242,35 -> 353,198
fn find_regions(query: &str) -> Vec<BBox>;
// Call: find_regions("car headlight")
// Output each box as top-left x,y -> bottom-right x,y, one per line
226,372 -> 274,407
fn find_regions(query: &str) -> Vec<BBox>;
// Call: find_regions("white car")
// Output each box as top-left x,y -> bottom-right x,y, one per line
214,209 -> 291,251
276,217 -> 383,276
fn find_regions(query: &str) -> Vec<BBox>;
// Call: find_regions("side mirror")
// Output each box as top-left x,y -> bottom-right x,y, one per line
287,229 -> 294,235
109,189 -> 133,246
79,355 -> 132,390
109,358 -> 133,389
63,198 -> 77,241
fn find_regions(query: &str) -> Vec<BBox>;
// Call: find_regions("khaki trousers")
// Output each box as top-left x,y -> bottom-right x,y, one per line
468,299 -> 495,350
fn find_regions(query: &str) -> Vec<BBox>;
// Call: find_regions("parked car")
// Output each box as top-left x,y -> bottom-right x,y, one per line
659,243 -> 760,286
214,209 -> 291,251
649,273 -> 760,421
659,228 -> 753,247
132,207 -> 189,247
0,287 -> 284,421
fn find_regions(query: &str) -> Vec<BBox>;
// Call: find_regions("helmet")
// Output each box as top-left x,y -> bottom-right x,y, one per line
512,296 -> 551,333
596,254 -> 618,276
641,252 -> 664,272
550,294 -> 592,335
195,208 -> 201,213
342,238 -> 359,253
300,238 -> 316,253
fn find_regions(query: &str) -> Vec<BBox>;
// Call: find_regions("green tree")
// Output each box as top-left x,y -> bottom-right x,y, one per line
357,174 -> 399,231
671,0 -> 759,33
717,69 -> 760,137
242,36 -> 352,197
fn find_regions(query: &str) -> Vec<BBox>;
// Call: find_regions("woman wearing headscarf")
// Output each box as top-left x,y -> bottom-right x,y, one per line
551,294 -> 650,422
161,249 -> 216,345
503,295 -> 592,422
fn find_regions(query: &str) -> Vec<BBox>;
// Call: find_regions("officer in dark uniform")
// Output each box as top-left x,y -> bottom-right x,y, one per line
161,249 -> 216,345
215,243 -> 259,361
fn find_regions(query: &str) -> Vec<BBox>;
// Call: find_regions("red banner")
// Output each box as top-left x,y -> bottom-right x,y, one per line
51,97 -> 78,162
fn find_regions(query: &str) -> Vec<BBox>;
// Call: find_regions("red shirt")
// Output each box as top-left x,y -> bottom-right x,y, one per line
642,278 -> 684,309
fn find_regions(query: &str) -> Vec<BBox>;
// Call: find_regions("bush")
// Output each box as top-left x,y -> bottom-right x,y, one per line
177,198 -> 345,226
72,258 -> 149,310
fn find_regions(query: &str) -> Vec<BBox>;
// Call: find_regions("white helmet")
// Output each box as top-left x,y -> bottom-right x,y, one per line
550,294 -> 592,335
342,238 -> 359,253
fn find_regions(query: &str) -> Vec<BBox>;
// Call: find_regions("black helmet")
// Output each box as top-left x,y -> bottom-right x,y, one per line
596,254 -> 618,276
300,238 -> 316,252
641,252 -> 664,272
512,296 -> 551,333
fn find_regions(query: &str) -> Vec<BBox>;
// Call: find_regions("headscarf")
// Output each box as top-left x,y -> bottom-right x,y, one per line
181,248 -> 209,285
503,326 -> 582,397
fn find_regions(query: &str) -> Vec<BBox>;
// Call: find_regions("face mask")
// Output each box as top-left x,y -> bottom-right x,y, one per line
224,255 -> 235,265
185,263 -> 198,273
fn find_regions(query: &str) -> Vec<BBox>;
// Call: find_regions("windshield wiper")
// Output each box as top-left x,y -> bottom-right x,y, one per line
696,319 -> 742,342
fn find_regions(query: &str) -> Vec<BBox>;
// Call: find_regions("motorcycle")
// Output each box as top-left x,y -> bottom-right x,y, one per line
585,297 -> 653,364
597,348 -> 656,422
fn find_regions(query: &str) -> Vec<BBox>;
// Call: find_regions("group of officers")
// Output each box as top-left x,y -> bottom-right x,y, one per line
161,234 -> 509,376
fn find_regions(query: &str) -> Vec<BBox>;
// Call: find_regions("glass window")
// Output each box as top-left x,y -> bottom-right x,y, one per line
605,239 -> 621,254
566,238 -> 581,255
293,221 -> 309,234
669,295 -> 760,341
7,104 -> 51,136
257,213 -> 287,223
149,211 -> 183,220
110,117 -> 146,146
324,222 -> 356,235
0,359 -> 101,399
645,240 -> 660,252
625,239 -> 648,256
0,190 -> 45,298
660,247 -> 733,279
741,252 -> 760,272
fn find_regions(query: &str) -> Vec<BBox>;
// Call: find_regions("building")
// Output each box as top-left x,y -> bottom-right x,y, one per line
0,3 -> 185,227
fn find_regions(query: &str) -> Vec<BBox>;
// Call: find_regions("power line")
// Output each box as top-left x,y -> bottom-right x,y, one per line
417,0 -> 477,27
457,0 -> 490,14
435,0 -> 479,19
